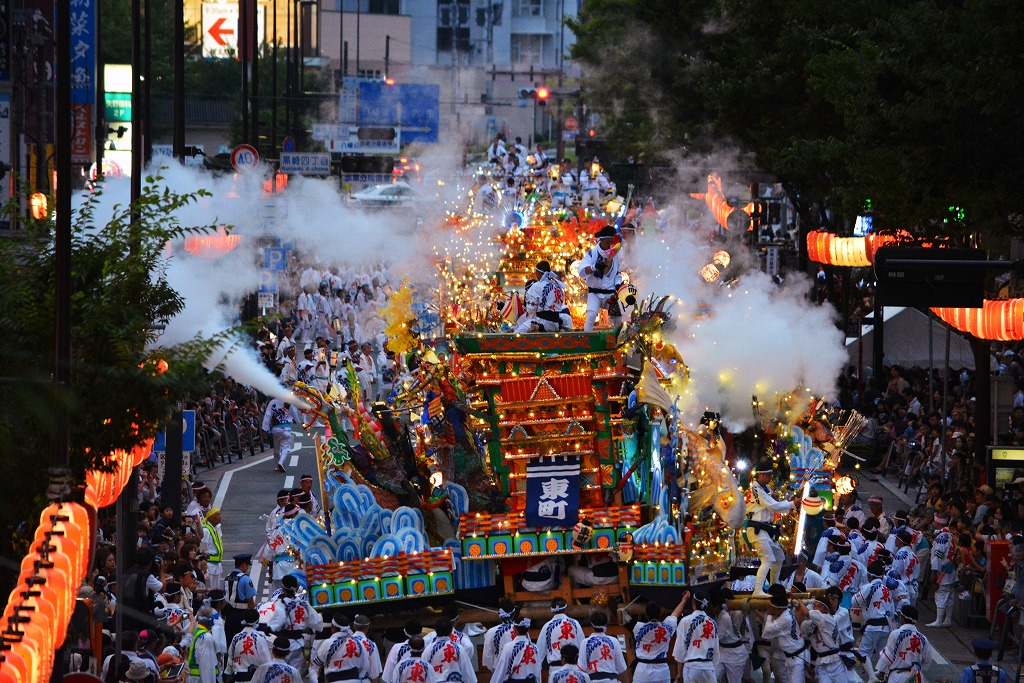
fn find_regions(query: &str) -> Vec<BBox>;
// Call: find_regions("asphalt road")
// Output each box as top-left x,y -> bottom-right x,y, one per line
197,425 -> 321,604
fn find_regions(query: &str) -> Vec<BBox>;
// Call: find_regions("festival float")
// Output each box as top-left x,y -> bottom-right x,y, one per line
273,171 -> 864,616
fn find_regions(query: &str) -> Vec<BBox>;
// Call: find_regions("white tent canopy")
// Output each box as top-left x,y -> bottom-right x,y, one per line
845,306 -> 997,372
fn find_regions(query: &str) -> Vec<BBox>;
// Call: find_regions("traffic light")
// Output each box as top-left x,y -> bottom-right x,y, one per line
357,127 -> 397,141
339,155 -> 395,174
518,86 -> 551,106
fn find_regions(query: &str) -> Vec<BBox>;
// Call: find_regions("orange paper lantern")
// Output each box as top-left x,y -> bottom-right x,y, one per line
85,448 -> 135,508
932,299 -> 1024,341
183,226 -> 242,258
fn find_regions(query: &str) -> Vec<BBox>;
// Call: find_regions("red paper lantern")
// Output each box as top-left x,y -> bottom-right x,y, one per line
933,299 -> 1024,341
85,448 -> 135,508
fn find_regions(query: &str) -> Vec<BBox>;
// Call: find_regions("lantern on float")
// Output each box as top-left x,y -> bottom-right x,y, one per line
834,474 -> 857,496
700,264 -> 720,283
802,489 -> 824,516
712,250 -> 731,269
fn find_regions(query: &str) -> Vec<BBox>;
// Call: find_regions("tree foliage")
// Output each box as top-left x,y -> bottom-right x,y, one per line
0,178 -> 225,587
569,0 -> 1024,241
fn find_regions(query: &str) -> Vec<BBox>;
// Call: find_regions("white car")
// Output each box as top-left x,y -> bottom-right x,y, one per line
350,181 -> 423,208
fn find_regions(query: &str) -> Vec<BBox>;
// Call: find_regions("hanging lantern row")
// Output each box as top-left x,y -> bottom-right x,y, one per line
1,503 -> 92,683
932,299 -> 1024,341
85,440 -> 153,509
805,230 -> 898,267
183,225 -> 242,258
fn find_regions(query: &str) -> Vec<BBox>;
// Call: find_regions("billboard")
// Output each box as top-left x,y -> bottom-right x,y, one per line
357,81 -> 440,144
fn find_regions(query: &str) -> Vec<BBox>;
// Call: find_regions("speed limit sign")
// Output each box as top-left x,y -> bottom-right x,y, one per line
230,144 -> 260,170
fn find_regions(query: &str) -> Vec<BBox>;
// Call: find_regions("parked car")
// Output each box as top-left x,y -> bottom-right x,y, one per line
350,181 -> 424,208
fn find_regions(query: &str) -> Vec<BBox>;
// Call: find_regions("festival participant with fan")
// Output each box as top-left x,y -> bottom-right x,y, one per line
743,459 -> 794,596
578,227 -> 624,332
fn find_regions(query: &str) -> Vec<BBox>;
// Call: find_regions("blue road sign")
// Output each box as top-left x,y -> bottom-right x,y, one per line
358,81 -> 440,144
154,410 -> 197,452
259,270 -> 277,293
264,247 -> 287,271
182,410 -> 196,452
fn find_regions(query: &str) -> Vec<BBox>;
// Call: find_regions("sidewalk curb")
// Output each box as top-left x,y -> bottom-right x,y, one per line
874,474 -> 916,509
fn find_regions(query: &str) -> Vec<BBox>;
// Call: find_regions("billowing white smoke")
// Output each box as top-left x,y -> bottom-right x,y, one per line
73,156 -> 463,401
632,219 -> 846,430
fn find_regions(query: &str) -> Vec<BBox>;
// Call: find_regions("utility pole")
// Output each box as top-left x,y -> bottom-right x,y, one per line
240,0 -> 249,143
95,0 -> 106,179
271,0 -> 278,153
384,35 -> 390,79
251,0 -> 260,152
33,20 -> 47,192
143,0 -> 152,163
173,0 -> 185,161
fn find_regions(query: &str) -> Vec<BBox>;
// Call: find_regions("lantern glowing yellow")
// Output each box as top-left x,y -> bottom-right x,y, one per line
712,250 -> 731,268
834,474 -> 856,496
700,264 -> 721,283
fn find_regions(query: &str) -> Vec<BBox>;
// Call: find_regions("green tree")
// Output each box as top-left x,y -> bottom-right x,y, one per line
569,0 -> 1024,242
0,177 -> 226,594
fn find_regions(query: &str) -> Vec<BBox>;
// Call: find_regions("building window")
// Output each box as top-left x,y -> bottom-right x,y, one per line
512,0 -> 542,17
342,0 -> 401,14
438,0 -> 471,51
510,34 -> 543,65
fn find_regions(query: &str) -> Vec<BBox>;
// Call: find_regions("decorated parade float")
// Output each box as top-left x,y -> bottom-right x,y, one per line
275,174 -> 866,616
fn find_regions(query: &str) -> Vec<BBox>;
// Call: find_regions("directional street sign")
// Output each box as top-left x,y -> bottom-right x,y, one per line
279,153 -> 332,175
202,1 -> 265,58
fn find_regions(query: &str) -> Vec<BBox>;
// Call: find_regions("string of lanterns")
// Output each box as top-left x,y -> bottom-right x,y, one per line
1,438 -> 152,683
1,503 -> 93,683
932,299 -> 1024,341
805,231 -> 1024,341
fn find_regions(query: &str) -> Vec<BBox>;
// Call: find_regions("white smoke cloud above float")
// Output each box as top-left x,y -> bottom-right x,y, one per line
71,153 -> 466,402
631,202 -> 846,431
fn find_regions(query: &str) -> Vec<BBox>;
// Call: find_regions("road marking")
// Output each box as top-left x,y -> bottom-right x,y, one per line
284,475 -> 294,488
291,441 -> 302,452
250,559 -> 264,597
932,647 -> 948,665
213,454 -> 274,509
289,455 -> 299,467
